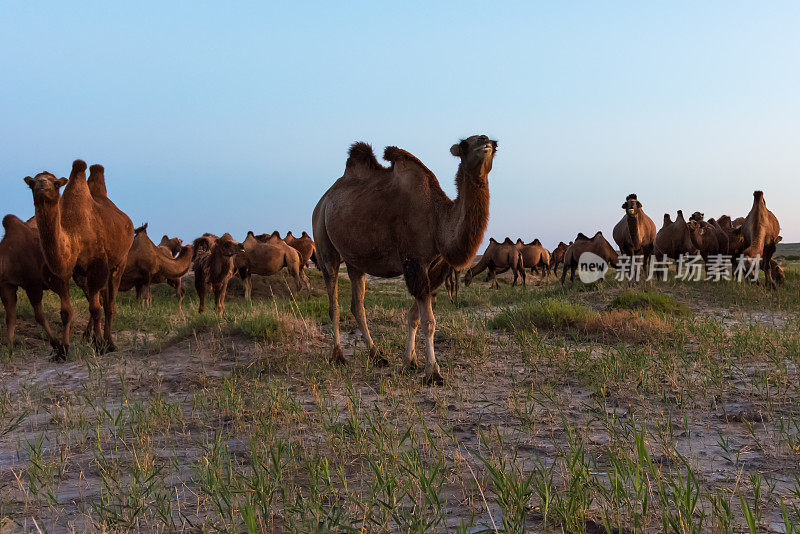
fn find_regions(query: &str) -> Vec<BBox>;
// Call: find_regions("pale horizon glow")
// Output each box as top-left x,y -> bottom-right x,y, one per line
2,2 -> 798,250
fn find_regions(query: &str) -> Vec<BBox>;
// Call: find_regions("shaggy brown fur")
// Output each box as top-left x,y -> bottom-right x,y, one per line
193,233 -> 244,315
24,160 -> 134,358
549,241 -> 570,277
235,231 -> 310,299
717,215 -> 746,256
465,238 -> 525,288
739,191 -> 782,288
612,194 -> 657,267
283,231 -> 317,269
654,210 -> 697,260
516,238 -> 551,277
561,232 -> 619,284
119,224 -> 194,306
0,215 -> 58,353
313,135 -> 497,384
686,219 -> 723,261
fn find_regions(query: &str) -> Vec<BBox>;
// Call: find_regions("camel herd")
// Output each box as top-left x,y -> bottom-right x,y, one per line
1,135 -> 786,384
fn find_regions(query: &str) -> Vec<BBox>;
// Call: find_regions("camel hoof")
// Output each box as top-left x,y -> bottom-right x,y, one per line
423,371 -> 444,386
329,346 -> 348,365
369,346 -> 389,367
51,344 -> 69,362
404,359 -> 423,372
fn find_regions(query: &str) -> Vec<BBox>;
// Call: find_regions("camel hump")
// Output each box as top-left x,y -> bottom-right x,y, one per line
383,146 -> 436,177
2,214 -> 25,233
489,237 -> 497,243
754,190 -> 764,199
302,231 -> 308,237
502,237 -> 513,245
89,164 -> 104,176
576,233 -> 590,241
594,231 -> 603,238
347,142 -> 385,171
71,159 -> 87,176
532,238 -> 541,246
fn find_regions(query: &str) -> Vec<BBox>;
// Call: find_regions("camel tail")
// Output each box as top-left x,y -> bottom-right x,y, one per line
347,142 -> 384,171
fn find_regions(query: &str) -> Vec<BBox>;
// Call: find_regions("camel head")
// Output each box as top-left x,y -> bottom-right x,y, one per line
450,134 -> 498,175
24,172 -> 68,205
690,211 -> 704,222
770,260 -> 786,285
217,233 -> 245,257
463,268 -> 475,286
621,194 -> 642,218
159,235 -> 183,255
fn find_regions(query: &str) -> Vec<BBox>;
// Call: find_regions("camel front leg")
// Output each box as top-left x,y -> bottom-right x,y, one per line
1,284 -> 18,354
195,274 -> 206,313
243,274 -> 252,301
404,301 -> 421,369
48,276 -> 73,360
418,295 -> 442,385
101,266 -> 123,352
322,261 -> 345,364
347,265 -> 387,366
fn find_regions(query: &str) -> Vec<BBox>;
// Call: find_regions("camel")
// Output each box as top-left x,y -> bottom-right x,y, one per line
686,219 -> 723,261
255,231 -> 283,244
235,231 -> 310,299
0,215 -> 58,354
24,161 -> 133,358
313,134 -> 497,385
464,238 -> 525,288
156,234 -> 188,301
193,233 -> 244,315
738,191 -> 782,287
515,238 -> 550,277
283,231 -> 317,268
561,231 -> 619,284
717,215 -> 746,256
119,224 -> 194,306
654,210 -> 698,260
612,194 -> 656,269
549,241 -> 570,277
705,218 -> 730,256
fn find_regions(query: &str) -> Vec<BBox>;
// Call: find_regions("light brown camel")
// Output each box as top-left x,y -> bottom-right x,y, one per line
464,238 -> 525,288
654,210 -> 697,260
283,231 -> 317,268
549,241 -> 570,277
0,215 -> 58,354
193,233 -> 244,315
515,238 -> 551,277
738,191 -> 782,287
313,134 -> 497,385
156,234 -> 188,301
24,161 -> 133,358
561,232 -> 619,284
612,194 -> 657,268
235,231 -> 310,299
119,223 -> 194,306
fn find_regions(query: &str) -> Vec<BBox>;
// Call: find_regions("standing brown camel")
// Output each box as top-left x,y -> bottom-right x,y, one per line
549,241 -> 570,277
157,234 -> 189,302
738,191 -> 782,287
193,233 -> 244,315
313,135 -> 497,385
235,231 -> 310,299
516,238 -> 550,277
464,238 -> 525,288
686,219 -> 723,261
24,161 -> 133,358
717,215 -> 746,256
0,215 -> 58,354
654,211 -> 697,260
283,231 -> 317,269
119,224 -> 194,306
561,232 -> 619,284
612,194 -> 656,268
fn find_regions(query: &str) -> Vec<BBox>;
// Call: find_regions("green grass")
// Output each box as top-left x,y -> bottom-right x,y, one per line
489,298 -> 596,332
610,290 -> 691,316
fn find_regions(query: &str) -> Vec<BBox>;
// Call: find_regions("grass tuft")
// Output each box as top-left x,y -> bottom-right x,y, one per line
610,290 -> 691,316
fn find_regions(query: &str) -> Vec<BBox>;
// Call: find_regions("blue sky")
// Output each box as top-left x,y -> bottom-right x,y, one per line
2,1 -> 798,247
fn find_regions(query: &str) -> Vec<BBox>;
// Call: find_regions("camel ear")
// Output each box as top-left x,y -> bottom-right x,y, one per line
776,236 -> 783,243
636,201 -> 642,209
55,177 -> 68,188
450,143 -> 462,157
24,176 -> 34,188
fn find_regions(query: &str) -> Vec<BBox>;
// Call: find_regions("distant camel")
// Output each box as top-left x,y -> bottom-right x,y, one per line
193,233 -> 244,315
561,232 -> 619,284
25,161 -> 133,358
235,231 -> 309,299
0,215 -> 58,354
654,210 -> 697,260
119,223 -> 194,306
738,191 -> 782,288
613,194 -> 656,269
464,238 -> 525,288
515,238 -> 550,277
284,231 -> 317,269
313,135 -> 497,385
549,241 -> 570,277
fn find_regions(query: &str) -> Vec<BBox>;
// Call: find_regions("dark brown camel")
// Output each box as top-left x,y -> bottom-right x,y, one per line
612,194 -> 656,269
24,161 -> 134,358
549,241 -> 570,277
313,135 -> 497,385
561,232 -> 619,284
193,233 -> 244,315
464,238 -> 525,288
654,210 -> 698,260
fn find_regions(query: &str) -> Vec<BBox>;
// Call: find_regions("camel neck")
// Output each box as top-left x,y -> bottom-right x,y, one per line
627,213 -> 641,249
34,199 -> 71,278
440,164 -> 490,268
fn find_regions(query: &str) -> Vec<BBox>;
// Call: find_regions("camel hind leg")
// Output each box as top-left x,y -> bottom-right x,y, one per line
347,265 -> 388,367
1,284 -> 18,354
26,286 -> 57,352
321,258 -> 345,364
101,264 -> 123,352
